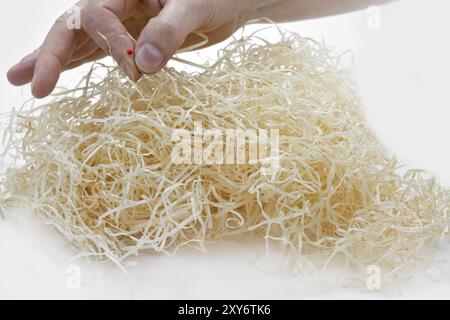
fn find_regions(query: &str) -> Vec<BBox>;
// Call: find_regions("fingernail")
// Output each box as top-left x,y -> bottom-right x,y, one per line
122,63 -> 134,80
135,43 -> 164,73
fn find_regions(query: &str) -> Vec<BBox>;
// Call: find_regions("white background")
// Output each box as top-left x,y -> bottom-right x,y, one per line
1,0 -> 450,299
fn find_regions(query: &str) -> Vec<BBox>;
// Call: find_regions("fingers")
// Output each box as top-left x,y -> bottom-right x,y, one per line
71,39 -> 99,61
81,1 -> 141,81
7,31 -> 90,87
31,17 -> 78,98
7,0 -> 142,98
7,39 -> 98,88
65,49 -> 106,71
7,48 -> 40,86
7,0 -> 210,98
135,0 -> 208,74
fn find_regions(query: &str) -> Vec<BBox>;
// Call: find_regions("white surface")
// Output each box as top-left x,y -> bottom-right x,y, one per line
1,0 -> 450,299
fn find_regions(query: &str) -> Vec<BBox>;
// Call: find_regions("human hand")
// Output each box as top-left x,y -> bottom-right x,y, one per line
7,0 -> 255,98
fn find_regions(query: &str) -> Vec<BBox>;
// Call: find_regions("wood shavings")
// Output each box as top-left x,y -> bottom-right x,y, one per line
0,27 -> 449,283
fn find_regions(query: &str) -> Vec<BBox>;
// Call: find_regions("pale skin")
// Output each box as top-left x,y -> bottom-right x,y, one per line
7,0 -> 393,99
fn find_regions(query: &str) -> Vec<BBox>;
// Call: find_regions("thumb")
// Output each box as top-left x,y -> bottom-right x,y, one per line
135,0 -> 208,74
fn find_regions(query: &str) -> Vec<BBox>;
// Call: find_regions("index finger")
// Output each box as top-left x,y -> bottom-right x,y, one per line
81,0 -> 141,81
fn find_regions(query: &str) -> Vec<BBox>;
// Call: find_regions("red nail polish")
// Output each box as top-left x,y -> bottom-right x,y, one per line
127,49 -> 134,56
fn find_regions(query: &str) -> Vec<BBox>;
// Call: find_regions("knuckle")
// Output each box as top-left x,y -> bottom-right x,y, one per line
80,5 -> 100,27
157,18 -> 180,41
110,34 -> 132,54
